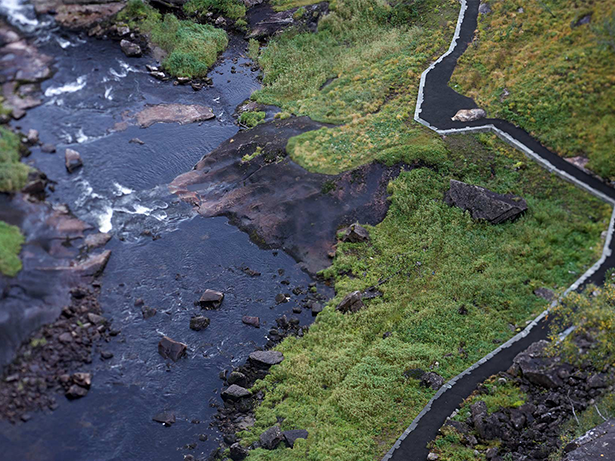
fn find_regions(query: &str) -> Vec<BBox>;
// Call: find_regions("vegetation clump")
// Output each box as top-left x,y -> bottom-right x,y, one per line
0,218 -> 24,277
184,0 -> 246,20
239,110 -> 266,128
0,126 -> 30,193
451,0 -> 615,179
117,0 -> 228,77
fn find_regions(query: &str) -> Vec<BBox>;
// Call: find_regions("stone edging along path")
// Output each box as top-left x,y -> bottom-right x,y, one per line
382,0 -> 615,459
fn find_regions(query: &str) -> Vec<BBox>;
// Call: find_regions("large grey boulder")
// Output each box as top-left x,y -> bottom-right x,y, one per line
198,289 -> 224,309
120,39 -> 141,57
563,419 -> 615,460
249,350 -> 284,367
259,425 -> 283,450
444,180 -> 527,224
158,336 -> 187,361
65,148 -> 83,173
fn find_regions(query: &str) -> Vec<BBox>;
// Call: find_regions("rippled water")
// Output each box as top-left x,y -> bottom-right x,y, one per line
0,11 -> 332,460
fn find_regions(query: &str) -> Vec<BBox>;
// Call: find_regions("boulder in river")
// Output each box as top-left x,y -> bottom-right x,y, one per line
227,371 -> 247,387
420,371 -> 445,390
65,384 -> 88,399
41,143 -> 56,153
242,316 -> 260,328
120,39 -> 142,57
444,180 -> 527,224
84,232 -> 111,249
198,289 -> 224,309
189,315 -> 210,331
134,104 -> 215,128
336,291 -> 365,314
75,250 -> 111,277
249,350 -> 284,367
221,384 -> 251,401
72,372 -> 92,388
65,148 -> 83,173
451,108 -> 486,122
158,336 -> 187,361
26,129 -> 39,144
259,425 -> 283,450
339,223 -> 370,243
152,411 -> 176,426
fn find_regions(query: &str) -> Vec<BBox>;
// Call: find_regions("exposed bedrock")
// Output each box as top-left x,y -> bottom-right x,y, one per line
170,117 -> 409,273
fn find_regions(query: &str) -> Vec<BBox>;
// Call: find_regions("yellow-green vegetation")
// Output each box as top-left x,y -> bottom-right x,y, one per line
0,126 -> 29,193
239,110 -> 266,127
269,0 -> 332,12
251,0 -> 457,174
450,0 -> 615,179
117,0 -> 228,77
237,0 -> 614,458
0,221 -> 24,277
184,0 -> 246,21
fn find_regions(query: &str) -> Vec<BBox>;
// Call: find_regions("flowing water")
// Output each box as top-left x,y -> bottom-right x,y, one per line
0,4 -> 331,459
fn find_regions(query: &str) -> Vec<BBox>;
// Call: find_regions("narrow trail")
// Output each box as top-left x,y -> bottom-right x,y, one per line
383,1 -> 615,459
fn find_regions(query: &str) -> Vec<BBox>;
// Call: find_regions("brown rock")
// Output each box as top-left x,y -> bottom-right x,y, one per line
198,289 -> 224,309
65,148 -> 83,173
336,291 -> 364,314
158,336 -> 187,361
242,316 -> 260,328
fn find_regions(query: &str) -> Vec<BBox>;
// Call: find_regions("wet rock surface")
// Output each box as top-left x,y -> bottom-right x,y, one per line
158,336 -> 187,361
445,179 -> 528,224
132,103 -> 215,128
171,117 -> 409,273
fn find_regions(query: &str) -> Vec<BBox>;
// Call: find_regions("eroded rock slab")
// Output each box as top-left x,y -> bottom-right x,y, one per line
133,104 -> 215,128
564,419 -> 615,460
170,117 -> 408,273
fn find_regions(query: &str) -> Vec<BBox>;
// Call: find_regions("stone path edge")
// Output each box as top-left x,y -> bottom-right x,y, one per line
382,0 -> 615,459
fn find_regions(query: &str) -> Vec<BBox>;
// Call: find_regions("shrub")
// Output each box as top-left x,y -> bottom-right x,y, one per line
0,220 -> 24,277
239,110 -> 266,127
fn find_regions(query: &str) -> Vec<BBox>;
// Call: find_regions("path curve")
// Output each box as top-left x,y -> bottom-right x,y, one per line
382,1 -> 615,459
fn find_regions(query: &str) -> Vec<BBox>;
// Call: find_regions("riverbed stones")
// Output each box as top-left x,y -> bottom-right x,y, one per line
190,315 -> 210,331
259,425 -> 283,450
75,250 -> 111,277
120,39 -> 142,57
65,148 -> 83,173
451,108 -> 487,122
198,289 -> 224,309
153,411 -> 176,426
26,128 -> 39,144
336,290 -> 365,314
158,336 -> 187,361
41,143 -> 56,153
283,429 -> 309,448
249,350 -> 284,367
242,316 -> 260,328
221,384 -> 251,401
66,384 -> 88,399
444,180 -> 528,224
72,372 -> 92,388
340,223 -> 370,243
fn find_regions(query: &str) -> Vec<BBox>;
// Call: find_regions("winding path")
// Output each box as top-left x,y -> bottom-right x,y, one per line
382,1 -> 615,459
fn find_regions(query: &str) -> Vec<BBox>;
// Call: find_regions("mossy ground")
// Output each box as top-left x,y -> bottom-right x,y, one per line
238,0 -> 613,458
117,0 -> 228,78
0,221 -> 24,277
451,0 -> 615,179
184,0 -> 247,20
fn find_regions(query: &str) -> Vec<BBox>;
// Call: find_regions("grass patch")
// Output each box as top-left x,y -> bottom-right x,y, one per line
117,0 -> 228,78
450,0 -> 615,179
184,0 -> 246,21
0,221 -> 24,277
239,110 -> 266,128
0,126 -> 30,193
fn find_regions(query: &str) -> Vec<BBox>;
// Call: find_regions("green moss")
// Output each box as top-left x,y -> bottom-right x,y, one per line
239,110 -> 266,128
116,1 -> 228,78
451,0 -> 615,179
0,221 -> 24,277
0,127 -> 30,193
184,0 -> 246,20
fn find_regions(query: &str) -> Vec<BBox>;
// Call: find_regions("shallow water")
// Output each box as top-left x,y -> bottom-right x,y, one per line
0,11 -> 332,460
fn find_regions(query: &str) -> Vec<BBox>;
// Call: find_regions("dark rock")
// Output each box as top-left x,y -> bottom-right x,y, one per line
129,137 -> 145,145
65,384 -> 88,399
259,425 -> 283,450
227,371 -> 247,387
242,316 -> 260,328
65,148 -> 83,173
513,340 -> 564,389
41,143 -> 56,153
421,372 -> 445,390
311,302 -> 323,316
221,384 -> 251,401
571,14 -> 592,28
86,313 -> 105,325
340,223 -> 370,243
336,291 -> 365,314
229,442 -> 249,460
587,373 -> 607,389
249,350 -> 284,367
75,250 -> 111,276
275,293 -> 288,304
58,332 -> 72,343
158,336 -> 187,361
509,408 -> 526,430
404,368 -> 426,380
283,429 -> 309,448
72,372 -> 92,388
141,306 -> 157,319
444,180 -> 527,224
100,350 -> 114,360
190,315 -> 210,331
120,39 -> 141,57
152,411 -> 176,426
198,289 -> 224,309
471,400 -> 489,439
248,2 -> 328,40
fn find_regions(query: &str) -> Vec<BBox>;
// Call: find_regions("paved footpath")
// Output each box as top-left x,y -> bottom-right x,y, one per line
383,1 -> 615,459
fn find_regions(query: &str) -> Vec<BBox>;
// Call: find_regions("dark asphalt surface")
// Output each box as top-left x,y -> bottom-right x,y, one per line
388,0 -> 615,459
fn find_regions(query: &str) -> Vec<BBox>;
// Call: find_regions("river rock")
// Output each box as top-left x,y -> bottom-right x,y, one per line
152,411 -> 176,426
242,316 -> 260,328
336,291 -> 365,314
451,108 -> 486,122
75,250 -> 111,276
310,302 -> 323,316
189,315 -> 210,331
249,350 -> 284,367
85,232 -> 111,249
227,371 -> 247,387
259,425 -> 283,450
444,180 -> 527,224
26,129 -> 39,144
158,336 -> 187,361
65,384 -> 88,399
229,442 -> 249,460
134,104 -> 215,128
58,332 -> 73,343
65,148 -> 83,173
478,2 -> 491,15
340,223 -> 370,243
120,39 -> 142,57
221,384 -> 251,401
283,429 -> 309,448
198,289 -> 224,309
86,313 -> 105,325
72,372 -> 92,388
41,143 -> 56,153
